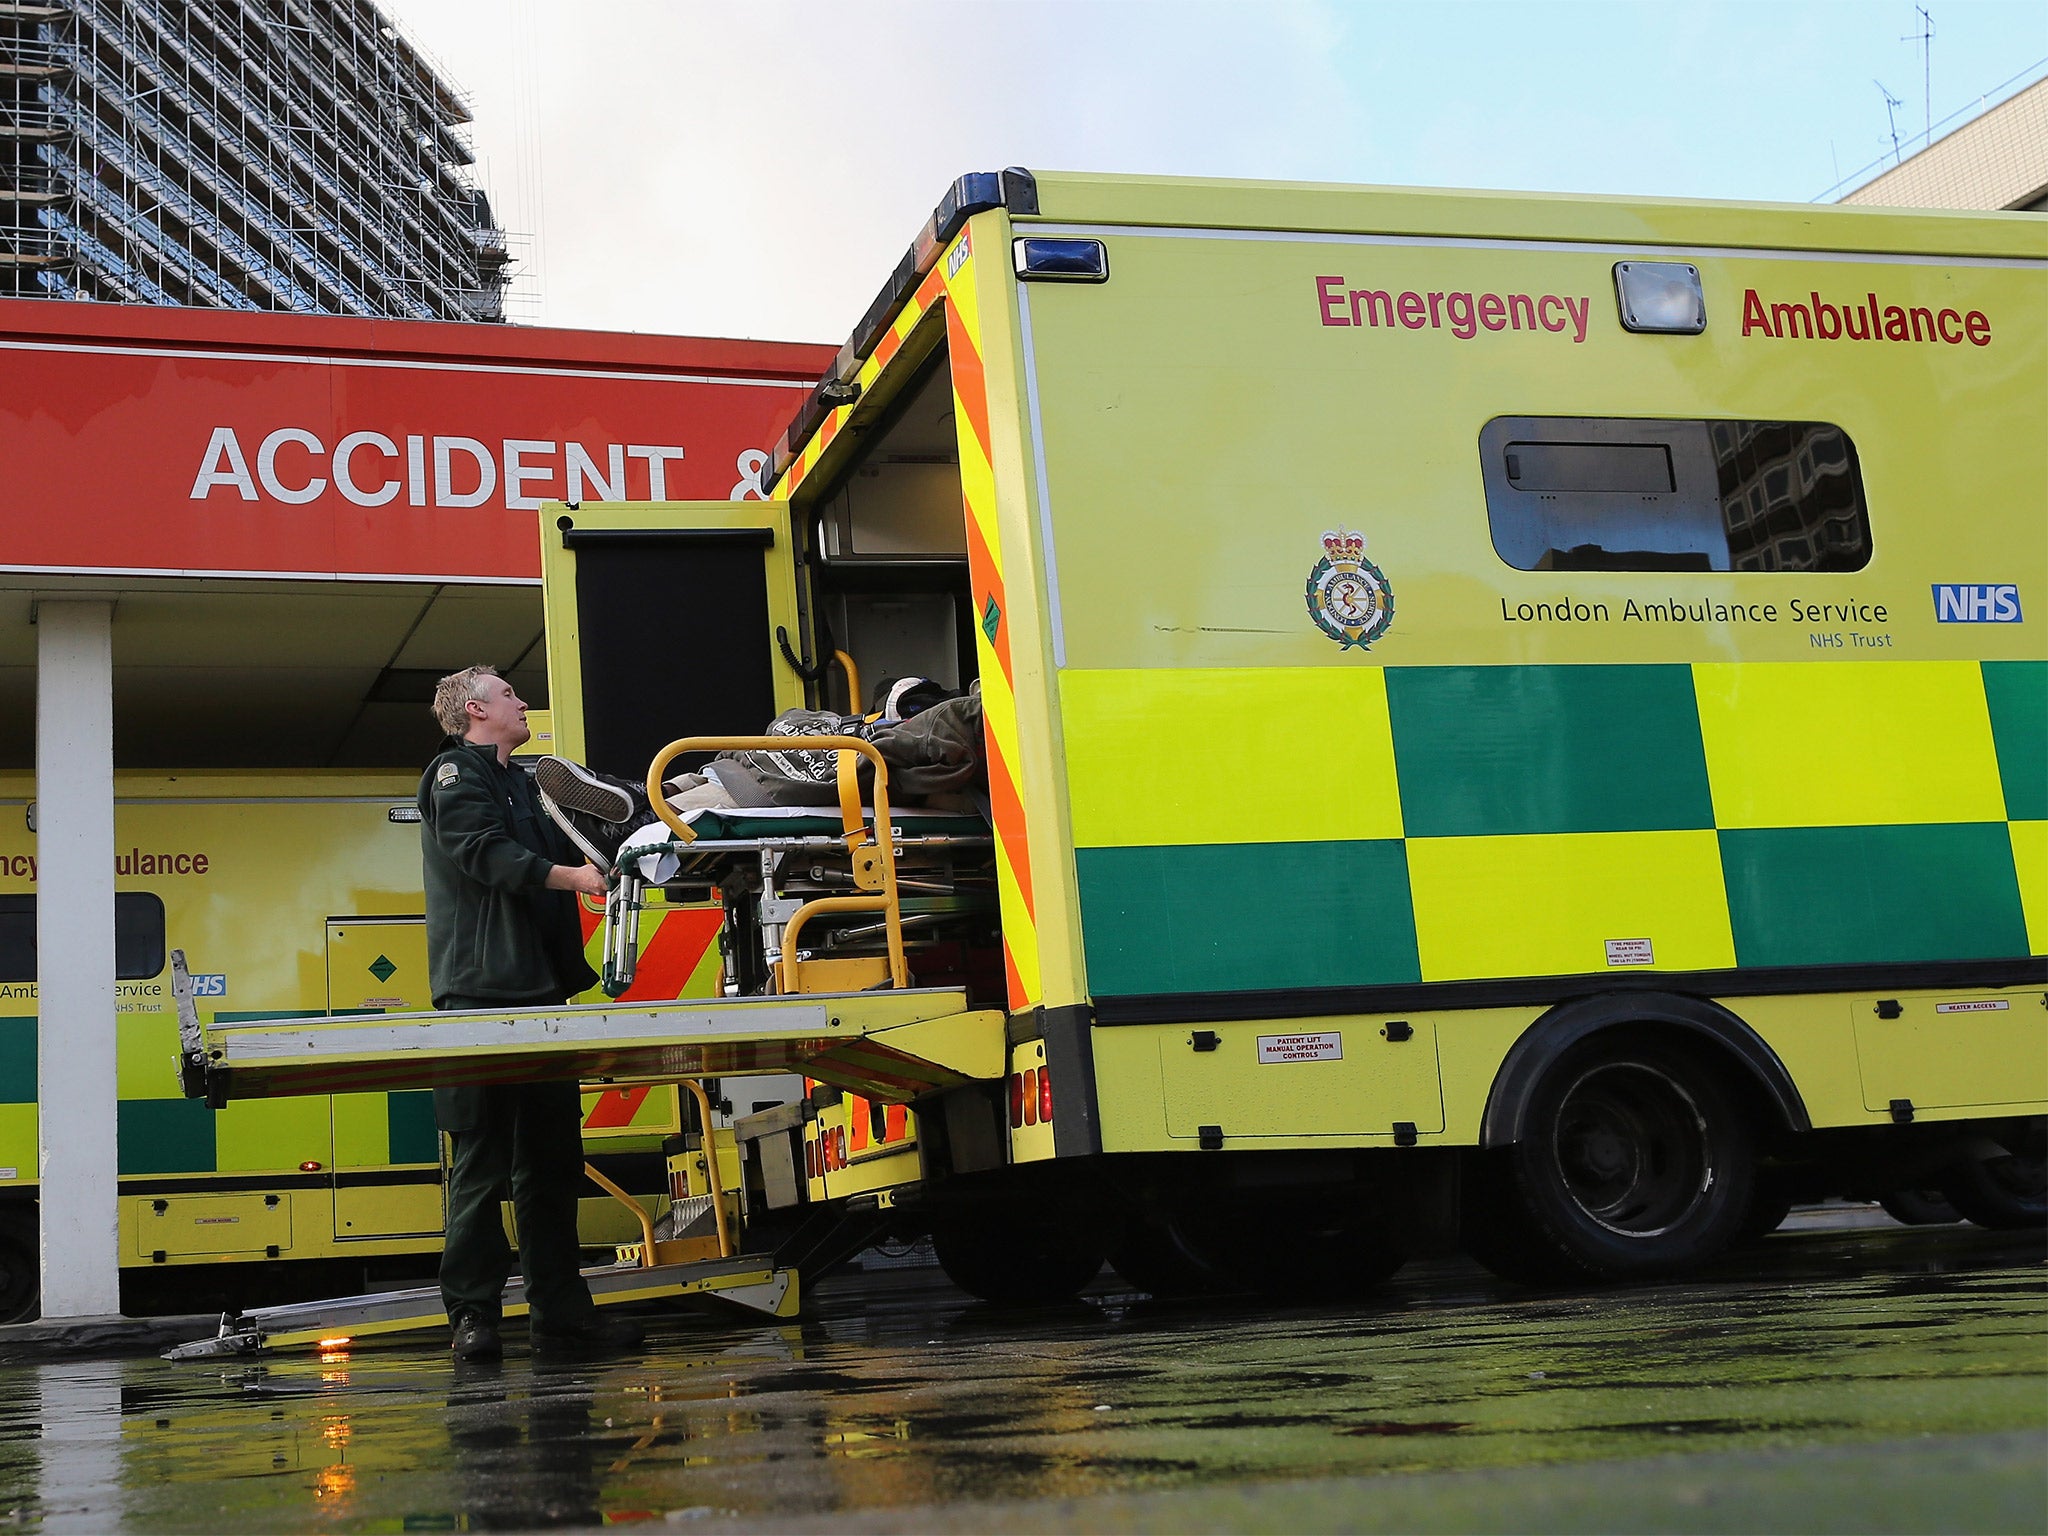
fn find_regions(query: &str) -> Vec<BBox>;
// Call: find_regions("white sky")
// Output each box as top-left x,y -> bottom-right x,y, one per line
381,0 -> 2048,347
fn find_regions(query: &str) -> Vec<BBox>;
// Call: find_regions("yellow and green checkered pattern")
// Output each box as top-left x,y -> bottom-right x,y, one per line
1064,660 -> 2046,997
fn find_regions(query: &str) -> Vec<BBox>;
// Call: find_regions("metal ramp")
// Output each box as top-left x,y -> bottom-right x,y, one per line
165,1251 -> 797,1360
173,952 -> 1005,1107
164,952 -> 1003,1356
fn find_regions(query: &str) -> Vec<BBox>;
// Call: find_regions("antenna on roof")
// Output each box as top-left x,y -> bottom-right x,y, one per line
1874,79 -> 1905,163
1903,6 -> 1936,148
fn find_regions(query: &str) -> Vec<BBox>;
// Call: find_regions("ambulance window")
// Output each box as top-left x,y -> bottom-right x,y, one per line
0,893 -> 167,983
1480,417 -> 1871,573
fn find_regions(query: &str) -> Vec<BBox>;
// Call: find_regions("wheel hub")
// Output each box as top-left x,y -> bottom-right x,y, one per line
1551,1061 -> 1712,1238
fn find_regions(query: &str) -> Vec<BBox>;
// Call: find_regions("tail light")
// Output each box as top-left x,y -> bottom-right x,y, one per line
1008,1071 -> 1025,1128
1038,1064 -> 1053,1124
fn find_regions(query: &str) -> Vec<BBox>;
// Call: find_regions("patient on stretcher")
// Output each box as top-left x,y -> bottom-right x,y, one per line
534,678 -> 985,871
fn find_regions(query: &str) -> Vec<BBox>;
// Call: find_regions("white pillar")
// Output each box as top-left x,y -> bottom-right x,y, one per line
35,600 -> 122,1319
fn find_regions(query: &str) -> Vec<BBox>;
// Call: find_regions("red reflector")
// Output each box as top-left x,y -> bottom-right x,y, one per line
1038,1064 -> 1053,1124
806,1139 -> 817,1178
1008,1071 -> 1025,1128
298,1160 -> 323,1172
1021,1068 -> 1038,1126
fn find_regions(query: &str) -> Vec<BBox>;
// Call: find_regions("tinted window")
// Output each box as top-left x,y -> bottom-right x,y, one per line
0,893 -> 168,984
1482,417 -> 1871,573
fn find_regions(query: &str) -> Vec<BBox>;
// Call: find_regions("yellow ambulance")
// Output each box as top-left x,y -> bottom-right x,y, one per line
0,764 -> 700,1322
528,170 -> 2044,1301
186,171 -> 2044,1312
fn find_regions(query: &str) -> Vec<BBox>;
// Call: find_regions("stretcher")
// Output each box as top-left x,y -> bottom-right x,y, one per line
547,735 -> 1000,1005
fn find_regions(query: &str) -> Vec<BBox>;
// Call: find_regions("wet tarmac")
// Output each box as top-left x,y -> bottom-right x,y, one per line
1,1217 -> 2042,1533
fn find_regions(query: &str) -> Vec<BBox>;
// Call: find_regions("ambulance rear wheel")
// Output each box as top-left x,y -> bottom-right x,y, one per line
1939,1147 -> 2047,1230
0,1222 -> 36,1325
1165,1200 -> 1406,1302
1495,1039 -> 1754,1281
1108,1214 -> 1220,1299
931,1213 -> 1105,1305
1877,1187 -> 1962,1226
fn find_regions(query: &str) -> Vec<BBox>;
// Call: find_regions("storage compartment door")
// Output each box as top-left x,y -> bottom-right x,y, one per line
325,917 -> 429,1013
1854,993 -> 2048,1113
1160,1021 -> 1445,1142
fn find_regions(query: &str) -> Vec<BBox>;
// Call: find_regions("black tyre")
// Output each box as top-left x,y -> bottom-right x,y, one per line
0,1224 -> 37,1325
1166,1198 -> 1406,1302
1877,1188 -> 1962,1226
931,1214 -> 1105,1305
1107,1214 -> 1221,1299
1461,1152 -> 1586,1286
1939,1152 -> 2047,1230
1490,1039 -> 1755,1281
1735,1187 -> 1795,1244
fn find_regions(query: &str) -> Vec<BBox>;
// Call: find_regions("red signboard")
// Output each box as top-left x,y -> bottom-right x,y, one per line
0,300 -> 832,583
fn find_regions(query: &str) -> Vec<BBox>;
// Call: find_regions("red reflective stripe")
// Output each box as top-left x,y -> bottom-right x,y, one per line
615,906 -> 722,1002
1003,946 -> 1027,1016
961,510 -> 1012,687
584,1085 -> 651,1129
984,734 -> 1034,913
945,305 -> 993,468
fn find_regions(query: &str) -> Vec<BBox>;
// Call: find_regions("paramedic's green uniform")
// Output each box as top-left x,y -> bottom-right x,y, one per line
419,736 -> 601,1332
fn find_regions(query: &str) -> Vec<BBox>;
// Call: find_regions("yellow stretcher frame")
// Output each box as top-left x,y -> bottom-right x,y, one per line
644,733 -> 910,993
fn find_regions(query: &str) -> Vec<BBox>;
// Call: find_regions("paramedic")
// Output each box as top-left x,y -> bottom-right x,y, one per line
419,664 -> 642,1361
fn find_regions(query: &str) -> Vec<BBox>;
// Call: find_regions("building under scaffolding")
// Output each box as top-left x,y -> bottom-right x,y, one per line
0,0 -> 508,319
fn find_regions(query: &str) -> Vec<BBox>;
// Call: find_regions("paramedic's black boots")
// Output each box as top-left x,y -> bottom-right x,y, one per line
450,1309 -> 503,1361
449,1306 -> 641,1358
530,1313 -> 645,1354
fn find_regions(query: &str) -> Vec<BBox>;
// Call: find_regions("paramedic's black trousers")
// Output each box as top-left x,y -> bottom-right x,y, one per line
434,993 -> 598,1332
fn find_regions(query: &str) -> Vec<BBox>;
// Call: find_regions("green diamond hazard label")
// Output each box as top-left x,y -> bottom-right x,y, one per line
367,954 -> 398,984
980,595 -> 1002,644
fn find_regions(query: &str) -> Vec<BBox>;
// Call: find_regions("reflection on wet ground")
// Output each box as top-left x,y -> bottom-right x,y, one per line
0,1222 -> 2041,1533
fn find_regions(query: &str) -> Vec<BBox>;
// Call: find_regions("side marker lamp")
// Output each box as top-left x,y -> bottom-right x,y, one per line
1614,261 -> 1705,334
1014,237 -> 1108,283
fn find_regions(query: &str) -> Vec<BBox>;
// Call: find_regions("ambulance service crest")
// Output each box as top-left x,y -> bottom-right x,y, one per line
1305,528 -> 1394,650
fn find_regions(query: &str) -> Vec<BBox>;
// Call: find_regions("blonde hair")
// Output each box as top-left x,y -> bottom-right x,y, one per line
431,664 -> 500,736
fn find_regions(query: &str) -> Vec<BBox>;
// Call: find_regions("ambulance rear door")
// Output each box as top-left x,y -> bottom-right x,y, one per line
538,500 -> 811,779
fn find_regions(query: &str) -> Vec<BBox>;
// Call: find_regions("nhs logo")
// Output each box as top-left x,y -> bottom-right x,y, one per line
1932,584 -> 2022,623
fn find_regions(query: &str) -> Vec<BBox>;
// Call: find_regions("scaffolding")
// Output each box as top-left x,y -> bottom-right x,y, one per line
0,0 -> 509,319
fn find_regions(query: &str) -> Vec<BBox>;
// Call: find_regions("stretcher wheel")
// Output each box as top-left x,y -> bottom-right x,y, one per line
1472,1038 -> 1755,1282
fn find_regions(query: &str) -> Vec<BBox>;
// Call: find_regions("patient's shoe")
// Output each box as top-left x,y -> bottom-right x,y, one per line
535,756 -> 641,823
